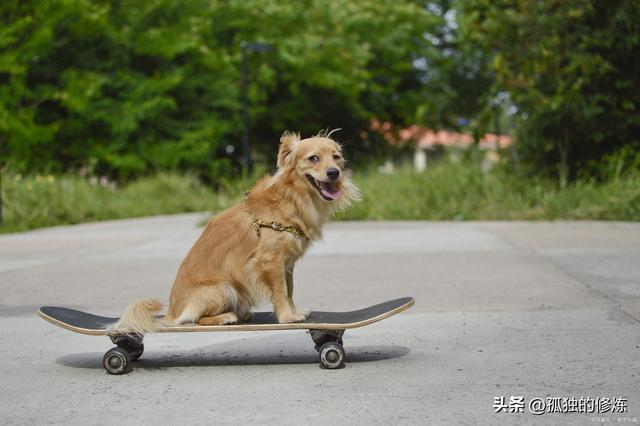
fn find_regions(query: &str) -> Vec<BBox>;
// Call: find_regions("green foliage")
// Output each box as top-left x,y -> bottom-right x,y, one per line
458,0 -> 640,180
0,0 -> 440,180
1,0 -> 240,182
0,171 -> 225,232
412,1 -> 494,133
2,163 -> 638,232
1,0 -> 637,190
338,160 -> 640,221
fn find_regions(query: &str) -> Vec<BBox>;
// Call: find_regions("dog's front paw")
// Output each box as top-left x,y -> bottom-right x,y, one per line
278,311 -> 308,324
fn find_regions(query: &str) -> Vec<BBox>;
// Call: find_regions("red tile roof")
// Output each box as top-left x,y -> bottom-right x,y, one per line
371,121 -> 513,150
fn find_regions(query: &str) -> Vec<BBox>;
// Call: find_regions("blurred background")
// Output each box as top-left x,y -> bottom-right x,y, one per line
1,0 -> 638,231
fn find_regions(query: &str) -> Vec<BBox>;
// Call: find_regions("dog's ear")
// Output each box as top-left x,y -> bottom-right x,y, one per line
277,131 -> 300,169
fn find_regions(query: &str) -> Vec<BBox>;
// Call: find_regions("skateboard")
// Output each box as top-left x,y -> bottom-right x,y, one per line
38,297 -> 414,374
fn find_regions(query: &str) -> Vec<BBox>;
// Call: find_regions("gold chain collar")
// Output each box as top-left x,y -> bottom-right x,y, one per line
244,192 -> 306,239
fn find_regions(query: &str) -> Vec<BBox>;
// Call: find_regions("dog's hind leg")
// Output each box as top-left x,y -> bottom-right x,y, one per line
173,282 -> 239,325
197,312 -> 238,325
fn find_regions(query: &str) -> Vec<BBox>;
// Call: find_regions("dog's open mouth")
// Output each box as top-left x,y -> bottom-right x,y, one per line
305,175 -> 341,201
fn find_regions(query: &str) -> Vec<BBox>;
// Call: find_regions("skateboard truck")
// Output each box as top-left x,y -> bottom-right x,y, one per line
310,329 -> 346,369
103,333 -> 144,375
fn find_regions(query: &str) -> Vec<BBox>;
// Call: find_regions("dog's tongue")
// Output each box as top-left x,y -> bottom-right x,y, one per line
319,181 -> 341,200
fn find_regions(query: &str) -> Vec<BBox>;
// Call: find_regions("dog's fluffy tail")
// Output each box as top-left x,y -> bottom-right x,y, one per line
113,299 -> 163,335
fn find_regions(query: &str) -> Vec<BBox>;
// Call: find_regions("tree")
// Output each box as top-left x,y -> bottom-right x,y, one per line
0,0 -> 443,180
213,0 -> 443,165
458,0 -> 640,181
412,0 -> 494,135
1,0 -> 240,182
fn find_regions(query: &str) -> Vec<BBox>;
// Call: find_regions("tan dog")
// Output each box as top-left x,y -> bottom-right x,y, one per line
115,131 -> 360,334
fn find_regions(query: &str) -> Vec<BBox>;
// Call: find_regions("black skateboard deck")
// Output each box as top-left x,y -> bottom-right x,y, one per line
38,297 -> 414,374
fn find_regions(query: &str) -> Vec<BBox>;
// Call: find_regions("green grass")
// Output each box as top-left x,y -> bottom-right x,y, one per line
0,173 -> 234,233
338,162 -> 640,221
1,161 -> 639,233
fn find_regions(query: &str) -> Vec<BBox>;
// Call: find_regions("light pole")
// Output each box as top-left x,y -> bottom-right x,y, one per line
240,41 -> 272,175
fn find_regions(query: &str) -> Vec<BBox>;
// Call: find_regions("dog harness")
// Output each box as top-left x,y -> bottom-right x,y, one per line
244,192 -> 306,239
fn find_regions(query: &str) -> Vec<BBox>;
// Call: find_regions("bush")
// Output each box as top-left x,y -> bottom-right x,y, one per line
1,172 -> 222,232
338,160 -> 640,221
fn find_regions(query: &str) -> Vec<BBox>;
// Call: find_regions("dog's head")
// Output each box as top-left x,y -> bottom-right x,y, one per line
273,131 -> 360,209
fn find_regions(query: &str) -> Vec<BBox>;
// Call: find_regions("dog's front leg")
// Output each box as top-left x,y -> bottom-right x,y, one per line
285,265 -> 308,318
258,257 -> 306,323
285,265 -> 294,305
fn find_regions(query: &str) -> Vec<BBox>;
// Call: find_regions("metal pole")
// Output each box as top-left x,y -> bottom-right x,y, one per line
240,43 -> 252,175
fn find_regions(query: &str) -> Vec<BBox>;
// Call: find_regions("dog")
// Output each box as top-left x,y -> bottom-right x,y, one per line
115,131 -> 360,334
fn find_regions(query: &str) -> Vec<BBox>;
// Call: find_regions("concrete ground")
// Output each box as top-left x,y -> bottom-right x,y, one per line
0,215 -> 638,425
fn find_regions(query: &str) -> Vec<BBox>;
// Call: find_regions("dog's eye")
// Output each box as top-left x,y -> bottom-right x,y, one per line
333,155 -> 342,161
308,155 -> 319,162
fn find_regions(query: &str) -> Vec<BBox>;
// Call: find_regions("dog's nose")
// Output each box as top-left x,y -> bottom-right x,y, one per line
326,168 -> 340,181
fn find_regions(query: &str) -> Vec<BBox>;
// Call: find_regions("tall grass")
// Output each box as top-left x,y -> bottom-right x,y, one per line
0,173 -> 220,232
338,161 -> 640,221
1,160 -> 638,233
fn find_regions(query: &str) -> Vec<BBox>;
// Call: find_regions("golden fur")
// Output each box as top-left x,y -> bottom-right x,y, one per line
115,132 -> 360,334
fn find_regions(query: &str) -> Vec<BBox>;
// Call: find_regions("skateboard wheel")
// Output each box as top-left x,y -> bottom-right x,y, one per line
103,347 -> 132,375
319,342 -> 345,369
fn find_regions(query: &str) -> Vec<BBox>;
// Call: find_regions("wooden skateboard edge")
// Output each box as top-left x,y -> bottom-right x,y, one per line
38,297 -> 415,336
38,309 -> 111,336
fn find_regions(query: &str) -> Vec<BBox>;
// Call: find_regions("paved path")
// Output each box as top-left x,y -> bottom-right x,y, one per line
1,215 -> 638,425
